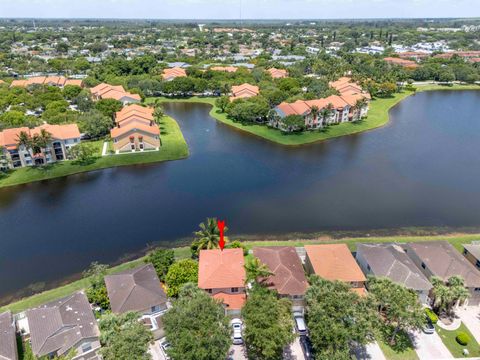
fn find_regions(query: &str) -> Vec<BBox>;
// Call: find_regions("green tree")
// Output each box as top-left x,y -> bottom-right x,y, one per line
190,217 -> 227,257
367,277 -> 425,345
165,259 -> 198,297
153,102 -> 165,124
95,98 -> 123,118
145,248 -> 175,281
63,85 -> 83,100
244,256 -> 274,284
305,277 -> 378,359
431,276 -> 470,317
1,110 -> 27,127
83,262 -> 110,310
163,283 -> 231,360
99,312 -> 153,360
78,110 -> 113,138
215,95 -> 230,113
69,143 -> 96,163
242,285 -> 295,360
281,114 -> 305,132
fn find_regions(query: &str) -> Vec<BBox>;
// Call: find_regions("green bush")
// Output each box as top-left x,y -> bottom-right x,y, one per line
456,332 -> 470,346
425,308 -> 438,324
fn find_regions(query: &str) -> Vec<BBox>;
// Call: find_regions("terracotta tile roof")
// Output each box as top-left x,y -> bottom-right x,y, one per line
268,68 -> 288,78
64,79 -> 84,87
212,292 -> 246,310
211,66 -> 238,73
198,248 -> 246,289
0,124 -> 80,149
323,95 -> 350,109
253,246 -> 308,296
276,100 -> 311,117
384,57 -> 419,68
90,83 -> 140,102
230,83 -> 260,101
9,76 -> 82,88
162,67 -> 187,80
10,79 -> 28,87
305,244 -> 366,283
110,121 -> 160,138
105,264 -> 167,314
0,127 -> 30,147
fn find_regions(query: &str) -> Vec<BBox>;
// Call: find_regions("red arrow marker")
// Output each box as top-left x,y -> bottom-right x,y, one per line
218,219 -> 226,251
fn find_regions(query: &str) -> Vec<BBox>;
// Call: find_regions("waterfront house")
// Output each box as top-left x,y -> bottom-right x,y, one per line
230,83 -> 260,101
356,243 -> 432,304
304,244 -> 367,296
253,246 -> 308,311
10,76 -> 83,88
198,248 -> 247,315
0,123 -> 81,169
267,68 -> 288,79
90,83 -> 141,104
162,67 -> 187,81
110,104 -> 160,153
105,264 -> 168,335
0,311 -> 18,360
403,241 -> 480,306
463,243 -> 480,270
24,292 -> 101,359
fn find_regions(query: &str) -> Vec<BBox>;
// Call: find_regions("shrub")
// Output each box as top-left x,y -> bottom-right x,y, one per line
456,332 -> 470,346
425,308 -> 438,324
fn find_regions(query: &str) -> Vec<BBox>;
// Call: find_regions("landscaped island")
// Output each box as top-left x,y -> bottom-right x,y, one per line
147,83 -> 480,146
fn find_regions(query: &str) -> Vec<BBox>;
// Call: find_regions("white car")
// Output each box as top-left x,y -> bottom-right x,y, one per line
160,339 -> 171,360
231,318 -> 243,345
293,312 -> 308,335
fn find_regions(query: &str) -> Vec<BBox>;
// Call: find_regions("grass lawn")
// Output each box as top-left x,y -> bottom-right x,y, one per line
377,336 -> 419,360
146,83 -> 480,146
4,232 -> 480,314
0,115 -> 188,189
436,322 -> 480,358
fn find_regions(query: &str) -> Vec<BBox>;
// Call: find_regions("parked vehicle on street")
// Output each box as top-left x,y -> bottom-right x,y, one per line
160,339 -> 171,360
299,335 -> 314,359
423,317 -> 435,334
293,311 -> 308,335
231,318 -> 244,344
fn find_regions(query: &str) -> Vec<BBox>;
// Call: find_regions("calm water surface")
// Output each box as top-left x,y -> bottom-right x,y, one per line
1,91 -> 480,302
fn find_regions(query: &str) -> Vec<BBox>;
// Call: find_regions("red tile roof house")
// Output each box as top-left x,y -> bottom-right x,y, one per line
267,68 -> 288,79
383,57 -> 419,69
304,244 -> 367,296
253,247 -> 308,311
162,67 -> 187,81
111,104 -> 160,153
229,83 -> 260,102
0,124 -> 81,169
90,83 -> 141,105
10,76 -> 84,88
21,292 -> 101,360
105,264 -> 168,338
198,248 -> 247,316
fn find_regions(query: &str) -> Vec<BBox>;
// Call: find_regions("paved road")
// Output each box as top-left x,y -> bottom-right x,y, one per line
227,345 -> 248,360
353,342 -> 386,360
148,340 -> 168,360
410,330 -> 453,360
457,306 -> 480,343
283,337 -> 306,360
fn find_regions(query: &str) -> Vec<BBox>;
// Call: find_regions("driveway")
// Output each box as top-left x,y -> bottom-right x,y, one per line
457,306 -> 480,343
353,341 -> 386,360
227,345 -> 247,360
148,340 -> 168,360
283,336 -> 306,360
409,330 -> 452,360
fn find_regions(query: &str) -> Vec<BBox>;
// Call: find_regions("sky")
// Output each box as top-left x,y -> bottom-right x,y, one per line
0,0 -> 479,19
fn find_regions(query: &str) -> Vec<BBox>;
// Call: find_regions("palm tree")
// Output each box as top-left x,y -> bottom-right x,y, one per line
310,105 -> 319,127
190,217 -> 228,257
244,257 -> 274,284
16,131 -> 33,157
33,129 -> 52,153
153,101 -> 165,124
447,276 -> 470,314
430,276 -> 450,314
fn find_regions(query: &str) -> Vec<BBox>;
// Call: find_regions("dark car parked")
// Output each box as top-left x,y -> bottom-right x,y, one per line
299,335 -> 314,360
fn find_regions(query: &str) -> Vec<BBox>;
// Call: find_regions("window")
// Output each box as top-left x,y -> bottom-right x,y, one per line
367,264 -> 371,272
464,248 -> 469,255
206,289 -> 212,294
81,342 -> 92,353
151,305 -> 160,313
476,260 -> 480,269
421,262 -> 426,269
231,287 -> 239,293
475,288 -> 480,292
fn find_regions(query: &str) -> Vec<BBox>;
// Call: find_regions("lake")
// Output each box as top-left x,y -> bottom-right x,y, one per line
1,90 -> 480,303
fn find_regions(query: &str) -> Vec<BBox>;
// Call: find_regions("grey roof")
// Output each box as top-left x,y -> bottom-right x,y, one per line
105,264 -> 167,314
357,243 -> 432,291
405,241 -> 480,288
26,292 -> 99,357
0,311 -> 18,360
463,243 -> 480,260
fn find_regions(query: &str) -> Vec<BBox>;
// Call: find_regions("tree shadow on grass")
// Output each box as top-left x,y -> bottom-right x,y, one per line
71,157 -> 97,166
380,326 -> 415,354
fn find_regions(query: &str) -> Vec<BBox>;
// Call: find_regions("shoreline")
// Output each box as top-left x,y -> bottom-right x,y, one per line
2,228 -> 480,313
0,115 -> 189,189
147,83 -> 480,146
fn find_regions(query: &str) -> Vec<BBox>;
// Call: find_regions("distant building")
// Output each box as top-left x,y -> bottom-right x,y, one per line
230,83 -> 259,101
162,67 -> 187,81
304,244 -> 367,296
10,76 -> 83,88
267,68 -> 288,79
384,57 -> 419,69
90,83 -> 141,104
24,292 -> 101,359
210,66 -> 238,73
111,104 -> 160,153
198,248 -> 246,315
0,124 -> 81,169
